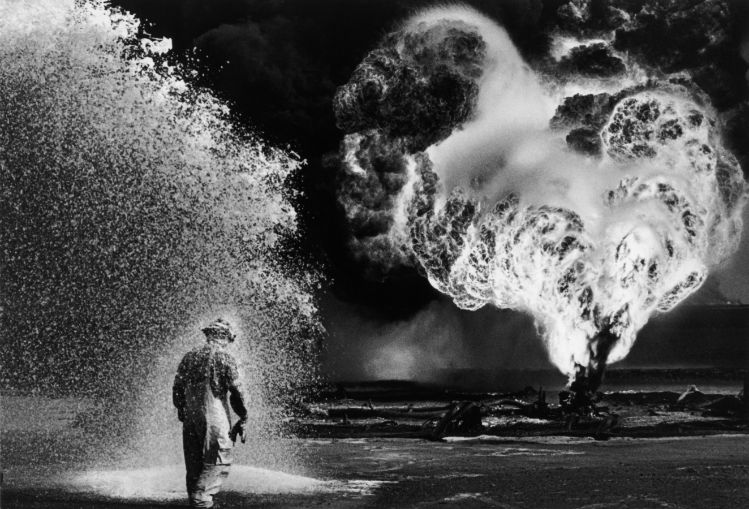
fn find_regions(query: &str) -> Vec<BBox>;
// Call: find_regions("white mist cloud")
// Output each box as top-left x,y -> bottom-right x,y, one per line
321,296 -> 551,384
715,204 -> 749,304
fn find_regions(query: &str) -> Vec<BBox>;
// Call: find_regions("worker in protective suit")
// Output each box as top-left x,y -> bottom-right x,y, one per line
173,319 -> 248,508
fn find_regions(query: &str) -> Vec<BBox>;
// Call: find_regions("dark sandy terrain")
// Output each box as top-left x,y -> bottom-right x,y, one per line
3,434 -> 749,508
2,376 -> 748,508
293,375 -> 748,441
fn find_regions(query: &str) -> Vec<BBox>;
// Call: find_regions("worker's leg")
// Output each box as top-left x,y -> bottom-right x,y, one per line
189,446 -> 232,508
182,424 -> 204,497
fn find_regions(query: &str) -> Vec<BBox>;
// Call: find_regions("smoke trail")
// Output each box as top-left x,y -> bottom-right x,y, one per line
0,0 -> 321,465
334,6 -> 748,388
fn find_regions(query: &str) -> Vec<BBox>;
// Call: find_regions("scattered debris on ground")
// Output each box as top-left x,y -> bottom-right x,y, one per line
289,380 -> 749,441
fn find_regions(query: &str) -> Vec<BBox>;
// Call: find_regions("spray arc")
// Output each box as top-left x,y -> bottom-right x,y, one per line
1,0 -> 321,461
334,6 -> 748,399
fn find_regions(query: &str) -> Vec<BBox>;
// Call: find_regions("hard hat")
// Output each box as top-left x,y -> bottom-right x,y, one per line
201,319 -> 235,341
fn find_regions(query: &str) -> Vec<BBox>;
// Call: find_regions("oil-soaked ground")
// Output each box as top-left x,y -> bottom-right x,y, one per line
4,434 -> 749,508
3,376 -> 749,509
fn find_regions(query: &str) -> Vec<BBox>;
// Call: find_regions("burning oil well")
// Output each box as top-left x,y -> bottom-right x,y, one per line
332,4 -> 749,412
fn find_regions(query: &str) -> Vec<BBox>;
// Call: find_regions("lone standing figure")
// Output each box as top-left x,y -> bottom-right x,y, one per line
173,319 -> 248,508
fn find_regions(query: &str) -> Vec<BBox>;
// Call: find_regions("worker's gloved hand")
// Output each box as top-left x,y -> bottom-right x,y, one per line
229,420 -> 246,444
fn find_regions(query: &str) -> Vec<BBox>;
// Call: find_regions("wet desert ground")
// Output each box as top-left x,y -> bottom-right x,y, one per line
3,434 -> 749,508
2,377 -> 748,509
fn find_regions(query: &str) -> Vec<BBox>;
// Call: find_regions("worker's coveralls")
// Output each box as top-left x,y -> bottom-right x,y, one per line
173,342 -> 248,508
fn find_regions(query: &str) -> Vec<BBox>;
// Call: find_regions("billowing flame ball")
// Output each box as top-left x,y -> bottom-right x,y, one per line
334,6 -> 747,384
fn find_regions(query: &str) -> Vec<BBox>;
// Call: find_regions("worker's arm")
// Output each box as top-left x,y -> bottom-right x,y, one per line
226,355 -> 248,423
172,359 -> 187,422
224,353 -> 249,443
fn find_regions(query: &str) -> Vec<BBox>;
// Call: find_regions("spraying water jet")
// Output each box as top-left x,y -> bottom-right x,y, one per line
1,0 -> 322,489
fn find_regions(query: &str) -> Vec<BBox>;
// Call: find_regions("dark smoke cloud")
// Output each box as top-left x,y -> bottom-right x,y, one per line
115,1 -> 749,296
114,0 -> 749,176
334,19 -> 485,151
332,16 -> 490,277
115,0 -> 545,154
334,132 -> 416,274
113,0 -> 749,312
610,0 -> 746,110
